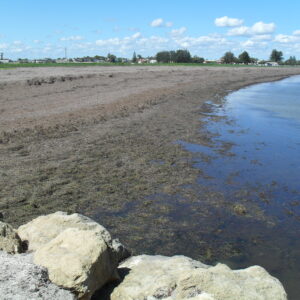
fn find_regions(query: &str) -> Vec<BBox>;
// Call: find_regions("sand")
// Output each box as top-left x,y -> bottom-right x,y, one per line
1,66 -> 300,132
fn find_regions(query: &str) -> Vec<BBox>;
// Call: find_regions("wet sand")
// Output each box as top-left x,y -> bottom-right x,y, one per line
1,65 -> 300,246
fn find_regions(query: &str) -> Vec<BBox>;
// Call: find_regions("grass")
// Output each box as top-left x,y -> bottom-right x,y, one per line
0,62 -> 290,69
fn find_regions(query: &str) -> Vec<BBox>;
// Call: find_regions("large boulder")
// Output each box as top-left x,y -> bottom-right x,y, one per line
111,255 -> 287,300
0,221 -> 23,254
17,212 -> 130,299
0,250 -> 75,300
17,211 -> 129,262
34,228 -> 119,300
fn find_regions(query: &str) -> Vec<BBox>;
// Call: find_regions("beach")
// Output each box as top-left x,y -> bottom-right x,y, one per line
1,65 -> 300,247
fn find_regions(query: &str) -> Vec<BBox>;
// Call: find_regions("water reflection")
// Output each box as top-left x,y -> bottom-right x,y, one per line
178,76 -> 300,299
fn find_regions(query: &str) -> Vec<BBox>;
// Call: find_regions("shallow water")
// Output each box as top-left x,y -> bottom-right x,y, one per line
178,76 -> 300,299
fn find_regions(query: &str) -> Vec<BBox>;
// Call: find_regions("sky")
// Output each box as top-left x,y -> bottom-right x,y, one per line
1,0 -> 300,60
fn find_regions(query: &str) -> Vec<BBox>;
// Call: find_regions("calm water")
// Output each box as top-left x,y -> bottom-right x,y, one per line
179,76 -> 300,299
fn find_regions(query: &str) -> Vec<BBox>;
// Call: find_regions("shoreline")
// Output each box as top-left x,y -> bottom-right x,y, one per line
1,66 -> 300,250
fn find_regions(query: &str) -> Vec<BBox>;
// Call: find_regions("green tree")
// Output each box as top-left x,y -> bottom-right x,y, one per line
169,51 -> 176,62
156,51 -> 171,63
285,56 -> 297,65
222,52 -> 236,64
107,53 -> 116,63
238,51 -> 251,64
175,49 -> 191,63
132,51 -> 137,63
192,55 -> 204,63
270,49 -> 283,62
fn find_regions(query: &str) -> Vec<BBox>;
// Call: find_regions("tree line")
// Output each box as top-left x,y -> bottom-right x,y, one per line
221,49 -> 300,65
8,49 -> 300,66
156,50 -> 204,63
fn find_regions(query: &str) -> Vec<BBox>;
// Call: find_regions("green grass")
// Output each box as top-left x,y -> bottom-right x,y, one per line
0,62 -> 297,69
0,62 -> 129,69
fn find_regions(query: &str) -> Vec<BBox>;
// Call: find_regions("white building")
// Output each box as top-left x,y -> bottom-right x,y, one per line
265,62 -> 279,67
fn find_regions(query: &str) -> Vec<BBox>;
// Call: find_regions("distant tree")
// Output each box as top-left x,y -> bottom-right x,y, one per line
169,51 -> 176,63
250,57 -> 258,64
270,49 -> 283,62
238,51 -> 251,64
137,54 -> 142,59
94,55 -> 106,61
107,53 -> 116,63
156,51 -> 171,63
285,56 -> 297,65
132,51 -> 137,63
175,49 -> 191,63
222,51 -> 237,64
192,55 -> 204,63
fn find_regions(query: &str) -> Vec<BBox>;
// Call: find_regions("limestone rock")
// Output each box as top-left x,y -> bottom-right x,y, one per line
34,227 -> 119,300
0,250 -> 75,300
111,255 -> 287,300
17,211 -> 129,262
0,221 -> 23,254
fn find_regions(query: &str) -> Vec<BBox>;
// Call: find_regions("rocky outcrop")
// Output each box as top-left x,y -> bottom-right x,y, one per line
0,221 -> 23,254
34,228 -> 119,300
17,212 -> 130,300
0,250 -> 75,300
17,211 -> 129,262
111,255 -> 287,300
0,212 -> 289,300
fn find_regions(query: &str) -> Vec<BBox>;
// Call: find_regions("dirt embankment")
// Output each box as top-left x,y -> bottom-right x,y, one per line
1,65 -> 300,254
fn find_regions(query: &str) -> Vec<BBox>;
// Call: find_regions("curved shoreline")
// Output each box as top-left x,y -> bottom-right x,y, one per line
1,65 -> 300,247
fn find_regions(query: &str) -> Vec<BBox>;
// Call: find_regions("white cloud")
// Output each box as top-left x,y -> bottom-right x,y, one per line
0,43 -> 8,49
60,35 -> 84,41
274,34 -> 299,43
173,34 -> 230,49
241,40 -> 255,47
293,30 -> 300,36
95,32 -> 142,48
150,18 -> 173,28
228,22 -> 276,36
252,34 -> 272,41
171,27 -> 187,37
150,18 -> 164,27
131,32 -> 142,39
251,22 -> 276,34
215,16 -> 244,27
13,41 -> 22,45
228,26 -> 251,36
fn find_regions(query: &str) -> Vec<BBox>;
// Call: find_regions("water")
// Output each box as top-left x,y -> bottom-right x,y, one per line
178,76 -> 300,299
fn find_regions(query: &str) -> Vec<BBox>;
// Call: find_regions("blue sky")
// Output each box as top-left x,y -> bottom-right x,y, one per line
1,0 -> 300,60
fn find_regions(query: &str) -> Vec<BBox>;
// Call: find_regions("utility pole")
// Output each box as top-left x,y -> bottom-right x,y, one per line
64,48 -> 67,59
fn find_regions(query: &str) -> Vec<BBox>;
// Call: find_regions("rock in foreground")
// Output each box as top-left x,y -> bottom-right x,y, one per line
0,251 -> 75,300
0,221 -> 23,254
111,255 -> 287,300
34,228 -> 119,300
17,211 -> 129,262
18,212 -> 130,300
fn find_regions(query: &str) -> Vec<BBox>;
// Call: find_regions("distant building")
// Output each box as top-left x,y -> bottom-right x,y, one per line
0,53 -> 9,63
137,58 -> 149,64
149,59 -> 157,64
265,61 -> 279,67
